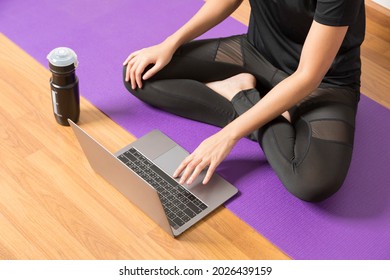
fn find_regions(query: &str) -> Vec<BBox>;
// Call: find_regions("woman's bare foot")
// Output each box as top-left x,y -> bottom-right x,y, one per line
281,111 -> 291,122
206,73 -> 256,101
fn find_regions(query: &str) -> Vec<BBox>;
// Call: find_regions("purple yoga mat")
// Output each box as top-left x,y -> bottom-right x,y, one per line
2,0 -> 389,260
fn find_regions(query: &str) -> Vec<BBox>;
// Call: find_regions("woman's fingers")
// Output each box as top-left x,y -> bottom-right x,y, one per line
173,155 -> 192,178
181,159 -> 208,185
203,162 -> 217,185
124,43 -> 175,89
175,156 -> 216,186
135,60 -> 150,89
186,161 -> 209,185
173,131 -> 237,186
124,50 -> 147,88
125,56 -> 159,89
125,56 -> 136,83
176,157 -> 202,184
123,50 -> 140,65
130,59 -> 140,89
173,149 -> 217,186
143,62 -> 162,81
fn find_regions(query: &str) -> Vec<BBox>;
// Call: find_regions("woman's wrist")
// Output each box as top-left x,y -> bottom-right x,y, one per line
163,35 -> 183,52
222,123 -> 244,143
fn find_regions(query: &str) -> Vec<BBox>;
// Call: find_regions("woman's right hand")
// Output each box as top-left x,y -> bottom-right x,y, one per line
123,41 -> 176,90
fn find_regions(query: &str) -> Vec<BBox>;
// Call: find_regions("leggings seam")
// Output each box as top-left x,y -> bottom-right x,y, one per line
269,70 -> 279,86
269,124 -> 296,164
296,100 -> 357,116
308,118 -> 355,129
310,137 -> 354,148
213,39 -> 221,62
294,118 -> 312,169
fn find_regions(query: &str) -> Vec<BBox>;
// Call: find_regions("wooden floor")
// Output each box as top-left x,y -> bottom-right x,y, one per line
1,1 -> 389,260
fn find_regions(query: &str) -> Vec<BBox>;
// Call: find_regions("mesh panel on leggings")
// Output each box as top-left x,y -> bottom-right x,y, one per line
215,36 -> 244,66
310,120 -> 354,145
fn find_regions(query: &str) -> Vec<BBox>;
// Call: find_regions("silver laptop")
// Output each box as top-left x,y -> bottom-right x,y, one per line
68,120 -> 238,237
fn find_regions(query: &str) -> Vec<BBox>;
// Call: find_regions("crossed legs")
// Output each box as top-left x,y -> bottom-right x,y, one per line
123,35 -> 359,202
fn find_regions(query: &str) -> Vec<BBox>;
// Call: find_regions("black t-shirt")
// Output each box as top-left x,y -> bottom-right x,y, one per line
247,0 -> 365,90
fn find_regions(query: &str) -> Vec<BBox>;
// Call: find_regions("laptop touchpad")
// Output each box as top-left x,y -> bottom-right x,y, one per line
154,145 -> 206,187
154,145 -> 188,175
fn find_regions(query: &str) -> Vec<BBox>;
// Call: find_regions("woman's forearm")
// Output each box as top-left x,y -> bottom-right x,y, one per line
164,0 -> 243,50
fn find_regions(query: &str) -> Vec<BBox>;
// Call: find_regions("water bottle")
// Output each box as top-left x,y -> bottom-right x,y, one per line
47,47 -> 80,126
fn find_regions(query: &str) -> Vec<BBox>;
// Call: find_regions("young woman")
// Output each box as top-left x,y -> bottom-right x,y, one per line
123,0 -> 365,202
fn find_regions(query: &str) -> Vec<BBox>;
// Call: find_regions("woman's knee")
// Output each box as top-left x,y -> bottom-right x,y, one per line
280,154 -> 351,202
122,65 -> 157,103
284,174 -> 344,202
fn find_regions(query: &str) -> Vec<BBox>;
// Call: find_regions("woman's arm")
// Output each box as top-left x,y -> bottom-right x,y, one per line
123,0 -> 243,89
174,21 -> 349,185
226,21 -> 348,139
164,0 -> 244,50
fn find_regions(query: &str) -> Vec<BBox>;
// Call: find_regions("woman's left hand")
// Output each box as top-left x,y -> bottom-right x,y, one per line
173,129 -> 239,185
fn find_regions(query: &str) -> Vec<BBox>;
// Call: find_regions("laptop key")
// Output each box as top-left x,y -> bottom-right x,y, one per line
118,154 -> 128,163
186,194 -> 197,201
124,151 -> 137,162
183,208 -> 196,218
177,203 -> 187,211
186,201 -> 203,214
172,217 -> 185,227
166,211 -> 177,220
150,165 -> 179,187
198,203 -> 208,210
181,215 -> 191,223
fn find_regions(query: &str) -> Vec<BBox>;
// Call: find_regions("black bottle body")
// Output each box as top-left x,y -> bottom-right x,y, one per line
50,74 -> 80,126
47,47 -> 80,126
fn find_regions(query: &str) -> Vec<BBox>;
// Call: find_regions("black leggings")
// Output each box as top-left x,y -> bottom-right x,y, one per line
123,35 -> 360,202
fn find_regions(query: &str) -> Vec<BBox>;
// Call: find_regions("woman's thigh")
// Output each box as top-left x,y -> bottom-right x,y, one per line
124,34 -> 283,92
123,35 -> 281,127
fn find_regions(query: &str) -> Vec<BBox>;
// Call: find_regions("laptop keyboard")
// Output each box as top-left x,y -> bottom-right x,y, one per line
117,147 -> 208,230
